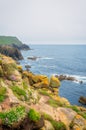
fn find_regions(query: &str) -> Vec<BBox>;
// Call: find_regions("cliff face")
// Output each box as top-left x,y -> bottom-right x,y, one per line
0,46 -> 23,60
0,36 -> 30,60
0,54 -> 86,130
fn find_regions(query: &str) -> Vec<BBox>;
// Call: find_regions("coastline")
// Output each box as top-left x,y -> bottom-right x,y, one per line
0,54 -> 86,130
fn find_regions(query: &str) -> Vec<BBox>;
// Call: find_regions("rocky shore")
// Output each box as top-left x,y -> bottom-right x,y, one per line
0,54 -> 86,130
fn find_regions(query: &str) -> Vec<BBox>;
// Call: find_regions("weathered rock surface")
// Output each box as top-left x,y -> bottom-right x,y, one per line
0,45 -> 23,60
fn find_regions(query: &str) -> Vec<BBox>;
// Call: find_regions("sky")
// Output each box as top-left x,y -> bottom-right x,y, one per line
0,0 -> 86,44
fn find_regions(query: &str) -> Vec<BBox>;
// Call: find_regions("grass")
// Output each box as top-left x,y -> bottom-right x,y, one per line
11,86 -> 27,101
47,98 -> 63,108
0,36 -> 22,45
67,105 -> 80,113
0,87 -> 6,102
43,113 -> 66,130
23,81 -> 28,90
28,109 -> 41,122
39,89 -> 51,97
0,106 -> 26,126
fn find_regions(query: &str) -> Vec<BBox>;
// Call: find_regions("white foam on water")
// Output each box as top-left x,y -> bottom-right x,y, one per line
40,57 -> 54,60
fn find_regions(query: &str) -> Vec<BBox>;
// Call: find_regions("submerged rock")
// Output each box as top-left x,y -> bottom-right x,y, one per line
27,56 -> 41,61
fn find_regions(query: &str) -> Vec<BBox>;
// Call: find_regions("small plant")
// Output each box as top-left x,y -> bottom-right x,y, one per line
11,86 -> 27,100
43,113 -> 66,130
28,109 -> 41,122
0,106 -> 26,126
0,87 -> 6,102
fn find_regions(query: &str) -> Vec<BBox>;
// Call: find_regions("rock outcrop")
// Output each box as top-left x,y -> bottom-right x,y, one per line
55,74 -> 83,84
0,45 -> 23,60
79,96 -> 86,105
12,43 -> 30,50
0,54 -> 86,130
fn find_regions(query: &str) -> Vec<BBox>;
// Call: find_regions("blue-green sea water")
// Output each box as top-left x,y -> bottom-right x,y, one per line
20,45 -> 86,106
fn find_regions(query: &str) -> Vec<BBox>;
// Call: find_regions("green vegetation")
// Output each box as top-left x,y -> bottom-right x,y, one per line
28,109 -> 41,122
39,89 -> 51,97
11,86 -> 27,100
67,105 -> 86,119
0,106 -> 26,126
0,36 -> 22,45
78,112 -> 86,119
0,87 -> 6,102
67,105 -> 80,113
47,98 -> 63,108
23,81 -> 28,90
43,113 -> 66,130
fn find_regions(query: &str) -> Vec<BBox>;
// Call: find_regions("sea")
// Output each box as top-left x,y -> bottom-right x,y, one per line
20,45 -> 86,107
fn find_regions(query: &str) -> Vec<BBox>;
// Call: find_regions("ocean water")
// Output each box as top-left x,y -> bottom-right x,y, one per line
20,45 -> 86,106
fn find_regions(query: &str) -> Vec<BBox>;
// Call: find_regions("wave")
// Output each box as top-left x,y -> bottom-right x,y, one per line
53,73 -> 86,83
40,57 -> 54,60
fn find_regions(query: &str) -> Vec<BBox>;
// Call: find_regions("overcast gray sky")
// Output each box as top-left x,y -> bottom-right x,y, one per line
0,0 -> 86,44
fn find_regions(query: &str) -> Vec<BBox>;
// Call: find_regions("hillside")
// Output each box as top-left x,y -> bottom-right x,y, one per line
0,36 -> 30,50
0,54 -> 86,130
0,36 -> 22,45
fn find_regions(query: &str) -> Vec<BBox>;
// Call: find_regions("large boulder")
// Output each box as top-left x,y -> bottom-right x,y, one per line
79,96 -> 86,105
49,76 -> 60,88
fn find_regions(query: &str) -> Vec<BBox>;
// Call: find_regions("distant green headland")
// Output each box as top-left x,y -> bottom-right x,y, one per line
0,36 -> 30,60
0,36 -> 22,45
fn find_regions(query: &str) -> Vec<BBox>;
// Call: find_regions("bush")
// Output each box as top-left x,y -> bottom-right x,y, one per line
0,106 -> 26,126
11,86 -> 27,100
28,109 -> 41,122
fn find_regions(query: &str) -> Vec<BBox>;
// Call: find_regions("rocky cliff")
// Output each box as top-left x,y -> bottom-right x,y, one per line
0,46 -> 23,60
0,36 -> 30,60
0,54 -> 86,130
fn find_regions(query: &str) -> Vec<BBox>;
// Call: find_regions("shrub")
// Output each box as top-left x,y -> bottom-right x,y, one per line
0,106 -> 26,126
11,86 -> 27,100
28,109 -> 41,122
